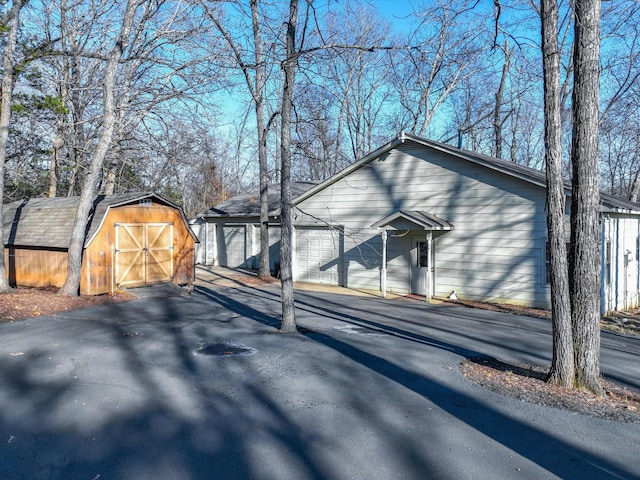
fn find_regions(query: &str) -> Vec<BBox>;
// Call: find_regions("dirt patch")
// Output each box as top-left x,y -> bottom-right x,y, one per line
449,299 -> 640,422
461,357 -> 640,423
0,286 -> 133,322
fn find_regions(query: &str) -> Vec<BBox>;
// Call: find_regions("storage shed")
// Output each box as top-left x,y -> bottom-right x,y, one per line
3,192 -> 197,295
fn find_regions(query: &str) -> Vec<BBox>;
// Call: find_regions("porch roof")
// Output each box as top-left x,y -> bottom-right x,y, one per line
372,210 -> 454,231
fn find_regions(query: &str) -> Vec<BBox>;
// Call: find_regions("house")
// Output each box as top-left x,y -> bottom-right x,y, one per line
194,182 -> 316,271
3,192 -> 197,295
198,134 -> 640,313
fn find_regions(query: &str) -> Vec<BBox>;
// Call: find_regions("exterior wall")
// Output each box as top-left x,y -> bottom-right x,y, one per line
190,220 -> 206,264
201,217 -> 281,273
602,214 -> 640,313
81,202 -> 195,295
295,142 -> 552,308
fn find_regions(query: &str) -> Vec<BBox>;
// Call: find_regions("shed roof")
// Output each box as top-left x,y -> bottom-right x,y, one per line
199,182 -> 317,217
3,192 -> 190,249
294,133 -> 640,214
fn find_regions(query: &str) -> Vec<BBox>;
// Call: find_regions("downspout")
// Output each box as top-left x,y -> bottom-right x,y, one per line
381,230 -> 387,298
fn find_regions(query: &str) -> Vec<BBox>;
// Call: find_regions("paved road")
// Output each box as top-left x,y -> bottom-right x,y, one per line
0,279 -> 639,479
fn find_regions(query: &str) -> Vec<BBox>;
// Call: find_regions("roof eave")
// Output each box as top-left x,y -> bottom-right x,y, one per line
293,136 -> 406,205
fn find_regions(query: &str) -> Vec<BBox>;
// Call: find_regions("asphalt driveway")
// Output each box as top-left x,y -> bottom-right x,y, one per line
0,278 -> 639,479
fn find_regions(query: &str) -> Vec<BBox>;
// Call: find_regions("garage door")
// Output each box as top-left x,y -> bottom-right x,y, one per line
220,226 -> 247,268
115,223 -> 174,287
296,228 -> 340,284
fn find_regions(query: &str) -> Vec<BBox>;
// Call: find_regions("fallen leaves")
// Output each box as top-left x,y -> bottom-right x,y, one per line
0,287 -> 132,322
462,357 -> 640,423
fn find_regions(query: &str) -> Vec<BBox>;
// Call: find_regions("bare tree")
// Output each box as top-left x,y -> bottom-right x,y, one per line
388,0 -> 488,137
279,0 -> 299,333
569,0 -> 603,395
0,0 -> 27,293
59,0 -> 141,296
492,40 -> 510,160
203,0 -> 278,279
540,0 -> 574,388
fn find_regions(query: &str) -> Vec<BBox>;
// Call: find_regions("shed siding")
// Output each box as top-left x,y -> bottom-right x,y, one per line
296,143 -> 551,307
4,248 -> 67,288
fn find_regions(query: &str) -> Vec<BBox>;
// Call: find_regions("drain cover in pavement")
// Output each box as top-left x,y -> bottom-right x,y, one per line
194,342 -> 256,357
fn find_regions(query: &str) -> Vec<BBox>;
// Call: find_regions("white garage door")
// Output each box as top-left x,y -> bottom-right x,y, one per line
220,226 -> 246,268
296,228 -> 340,284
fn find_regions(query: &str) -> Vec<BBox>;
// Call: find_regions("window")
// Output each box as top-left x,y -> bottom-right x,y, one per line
545,241 -> 571,284
605,240 -> 612,286
417,241 -> 429,267
139,199 -> 152,207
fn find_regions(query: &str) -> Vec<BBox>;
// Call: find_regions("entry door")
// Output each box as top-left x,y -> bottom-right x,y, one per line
411,237 -> 432,298
115,223 -> 174,287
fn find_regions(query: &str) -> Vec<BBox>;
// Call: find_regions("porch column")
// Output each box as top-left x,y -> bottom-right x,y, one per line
212,223 -> 218,266
381,230 -> 387,298
426,231 -> 432,302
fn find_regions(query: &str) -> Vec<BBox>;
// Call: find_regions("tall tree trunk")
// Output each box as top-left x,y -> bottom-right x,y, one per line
0,0 -> 25,293
279,0 -> 298,333
58,0 -> 139,296
541,0 -> 574,388
493,40 -> 510,160
251,0 -> 271,280
570,0 -> 603,395
206,1 -> 273,279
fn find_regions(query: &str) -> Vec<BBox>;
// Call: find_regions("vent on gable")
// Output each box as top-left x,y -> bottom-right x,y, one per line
139,199 -> 152,207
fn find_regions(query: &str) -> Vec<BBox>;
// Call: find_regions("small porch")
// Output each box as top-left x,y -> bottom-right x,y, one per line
372,210 -> 454,301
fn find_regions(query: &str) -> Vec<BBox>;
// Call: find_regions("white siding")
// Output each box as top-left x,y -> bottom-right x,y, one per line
193,221 -> 217,266
603,215 -> 640,313
296,143 -> 552,307
190,221 -> 205,264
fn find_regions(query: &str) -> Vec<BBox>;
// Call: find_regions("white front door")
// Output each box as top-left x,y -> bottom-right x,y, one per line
411,236 -> 432,299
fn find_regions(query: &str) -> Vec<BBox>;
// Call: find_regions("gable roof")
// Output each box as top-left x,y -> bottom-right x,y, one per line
372,210 -> 454,231
199,182 -> 317,217
293,133 -> 640,214
3,192 -> 191,249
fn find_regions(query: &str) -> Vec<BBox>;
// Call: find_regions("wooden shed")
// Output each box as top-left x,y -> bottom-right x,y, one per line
3,192 -> 197,295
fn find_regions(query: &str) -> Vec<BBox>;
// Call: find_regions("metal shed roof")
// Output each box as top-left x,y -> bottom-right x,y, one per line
3,192 -> 188,249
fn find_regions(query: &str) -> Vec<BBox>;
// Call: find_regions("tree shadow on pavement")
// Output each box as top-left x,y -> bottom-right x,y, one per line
199,286 -> 638,480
